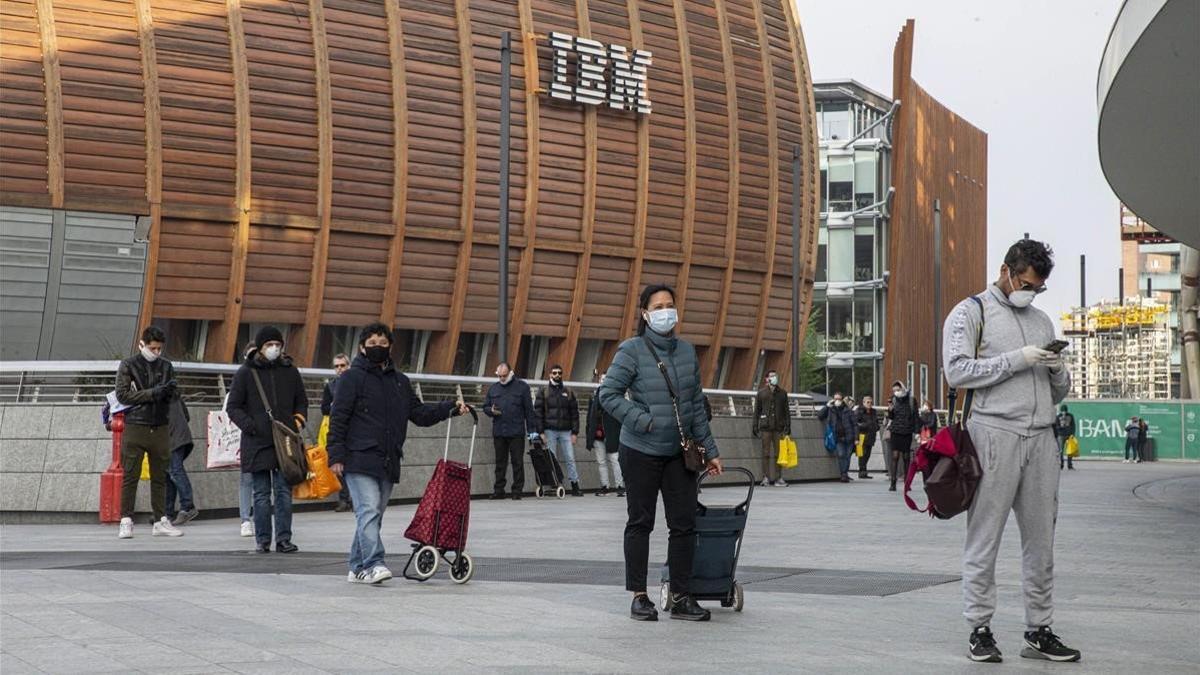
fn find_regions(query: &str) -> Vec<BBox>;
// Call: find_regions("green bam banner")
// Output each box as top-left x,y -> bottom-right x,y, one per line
1064,400 -> 1196,460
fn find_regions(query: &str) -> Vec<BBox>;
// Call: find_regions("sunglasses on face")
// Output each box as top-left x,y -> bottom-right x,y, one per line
334,363 -> 348,370
550,371 -> 562,376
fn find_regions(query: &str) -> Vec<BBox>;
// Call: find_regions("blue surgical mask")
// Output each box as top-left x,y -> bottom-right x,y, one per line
644,308 -> 678,334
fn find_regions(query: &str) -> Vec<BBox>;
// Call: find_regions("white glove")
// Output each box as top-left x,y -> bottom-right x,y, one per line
1018,346 -> 1053,369
1044,353 -> 1064,372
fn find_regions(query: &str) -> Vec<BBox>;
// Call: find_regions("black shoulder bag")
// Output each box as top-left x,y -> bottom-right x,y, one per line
640,337 -> 708,473
250,369 -> 309,486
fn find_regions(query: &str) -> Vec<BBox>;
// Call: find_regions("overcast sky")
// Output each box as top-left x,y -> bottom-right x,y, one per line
794,0 -> 1124,326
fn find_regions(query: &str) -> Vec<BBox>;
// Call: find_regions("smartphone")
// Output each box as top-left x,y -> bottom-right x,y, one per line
1043,339 -> 1069,353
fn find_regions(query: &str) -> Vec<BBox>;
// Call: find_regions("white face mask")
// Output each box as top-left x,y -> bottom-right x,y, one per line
1007,272 -> 1037,308
894,387 -> 907,398
263,345 -> 282,362
768,375 -> 779,386
644,308 -> 678,334
834,399 -> 843,407
139,342 -> 159,363
921,406 -> 931,413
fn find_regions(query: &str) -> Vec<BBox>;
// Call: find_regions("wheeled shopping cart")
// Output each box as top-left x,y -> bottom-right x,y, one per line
402,407 -> 478,584
660,467 -> 756,612
529,436 -> 566,499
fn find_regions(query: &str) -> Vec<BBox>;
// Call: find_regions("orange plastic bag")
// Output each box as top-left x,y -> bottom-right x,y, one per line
292,446 -> 342,500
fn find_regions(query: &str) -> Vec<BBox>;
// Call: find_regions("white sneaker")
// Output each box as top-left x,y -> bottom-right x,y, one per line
118,517 -> 133,539
152,516 -> 184,537
760,478 -> 772,487
240,521 -> 254,537
366,565 -> 393,584
1123,459 -> 1130,464
347,570 -> 371,584
774,479 -> 788,487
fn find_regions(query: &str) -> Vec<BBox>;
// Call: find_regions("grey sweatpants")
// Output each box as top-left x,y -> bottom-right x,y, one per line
962,421 -> 1060,631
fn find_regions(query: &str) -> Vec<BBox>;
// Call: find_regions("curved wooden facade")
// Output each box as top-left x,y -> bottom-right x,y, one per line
0,0 -> 819,387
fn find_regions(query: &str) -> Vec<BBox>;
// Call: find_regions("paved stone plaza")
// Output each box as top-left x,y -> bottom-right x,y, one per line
1,461 -> 1197,674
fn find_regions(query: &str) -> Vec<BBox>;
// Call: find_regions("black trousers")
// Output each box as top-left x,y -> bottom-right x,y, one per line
858,432 -> 876,475
889,432 -> 913,484
493,435 -> 525,494
120,423 -> 170,521
620,446 -> 698,595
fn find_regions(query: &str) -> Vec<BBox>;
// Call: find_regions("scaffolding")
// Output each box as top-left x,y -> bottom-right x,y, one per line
1061,298 -> 1171,400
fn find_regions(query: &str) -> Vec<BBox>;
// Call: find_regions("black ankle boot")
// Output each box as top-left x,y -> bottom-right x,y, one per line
571,482 -> 584,497
630,594 -> 658,621
669,595 -> 711,622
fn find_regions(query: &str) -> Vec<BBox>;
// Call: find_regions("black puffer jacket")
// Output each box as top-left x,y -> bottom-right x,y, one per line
226,350 -> 309,473
818,403 -> 858,444
887,395 -> 919,435
536,382 -> 579,434
856,406 -> 880,434
115,354 -> 177,427
585,396 -> 622,453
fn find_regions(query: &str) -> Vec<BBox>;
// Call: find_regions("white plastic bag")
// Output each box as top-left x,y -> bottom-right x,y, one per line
206,410 -> 242,469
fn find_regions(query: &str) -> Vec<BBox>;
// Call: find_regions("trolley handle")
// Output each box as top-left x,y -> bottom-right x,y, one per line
443,404 -> 480,466
697,465 -> 756,509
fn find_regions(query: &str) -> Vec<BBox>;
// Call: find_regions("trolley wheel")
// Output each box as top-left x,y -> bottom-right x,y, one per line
660,582 -> 673,611
535,486 -> 543,498
733,582 -> 744,612
555,486 -> 566,499
412,545 -> 440,580
448,552 -> 474,584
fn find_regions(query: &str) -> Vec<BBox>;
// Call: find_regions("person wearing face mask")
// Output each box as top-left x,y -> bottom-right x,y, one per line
598,284 -> 723,623
484,361 -> 537,500
327,322 -> 469,584
536,364 -> 583,496
942,239 -> 1078,664
854,396 -> 880,479
752,370 -> 791,487
885,381 -> 919,491
817,392 -> 858,482
919,399 -> 939,441
113,325 -> 184,539
226,326 -> 309,554
586,373 -> 625,497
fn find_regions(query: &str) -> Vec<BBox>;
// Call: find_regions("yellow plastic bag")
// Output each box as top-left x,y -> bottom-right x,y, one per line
776,435 -> 798,469
855,434 -> 866,458
293,446 -> 342,500
139,454 -> 150,481
1065,435 -> 1080,458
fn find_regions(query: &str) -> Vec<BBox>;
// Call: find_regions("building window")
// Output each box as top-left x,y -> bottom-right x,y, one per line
854,148 -> 877,209
819,154 -> 828,213
906,360 -> 915,393
570,338 -> 604,381
854,228 -> 874,282
920,363 -> 929,406
827,296 -> 853,353
827,155 -> 853,212
819,102 -> 850,140
853,290 -> 874,352
827,366 -> 852,397
454,332 -> 496,377
714,347 -> 737,389
815,226 -> 828,282
854,359 -> 875,401
827,226 -> 854,283
153,319 -> 208,362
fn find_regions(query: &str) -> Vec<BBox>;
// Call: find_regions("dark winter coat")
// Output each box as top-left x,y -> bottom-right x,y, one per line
327,355 -> 455,483
1055,412 -> 1076,438
115,353 -> 177,427
887,395 -> 919,434
320,377 -> 341,417
818,403 -> 858,444
585,396 -> 622,453
536,382 -> 580,434
483,377 -> 536,438
856,406 -> 880,434
226,350 -> 309,473
598,330 -> 719,459
169,397 -> 192,453
753,386 -> 791,435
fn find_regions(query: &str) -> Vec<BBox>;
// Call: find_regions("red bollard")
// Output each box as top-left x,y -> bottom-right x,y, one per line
99,412 -> 124,523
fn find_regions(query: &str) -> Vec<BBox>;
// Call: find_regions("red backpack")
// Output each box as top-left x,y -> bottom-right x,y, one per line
904,296 -> 985,519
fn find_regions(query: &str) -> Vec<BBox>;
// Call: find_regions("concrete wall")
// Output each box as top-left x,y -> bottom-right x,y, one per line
0,403 -> 839,521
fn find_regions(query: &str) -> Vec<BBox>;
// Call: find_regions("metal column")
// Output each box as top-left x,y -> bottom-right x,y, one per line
791,145 -> 801,392
498,32 -> 512,364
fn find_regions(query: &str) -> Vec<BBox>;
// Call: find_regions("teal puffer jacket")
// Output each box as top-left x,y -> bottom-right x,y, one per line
597,330 -> 719,459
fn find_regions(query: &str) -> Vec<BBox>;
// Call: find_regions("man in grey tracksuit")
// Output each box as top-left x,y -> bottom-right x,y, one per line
942,239 -> 1081,664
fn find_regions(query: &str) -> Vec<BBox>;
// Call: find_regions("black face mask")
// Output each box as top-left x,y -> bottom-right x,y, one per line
363,345 -> 389,364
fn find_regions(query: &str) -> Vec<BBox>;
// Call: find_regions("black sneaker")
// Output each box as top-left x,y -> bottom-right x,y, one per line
1021,626 -> 1081,662
616,487 -> 626,498
570,482 -> 584,497
276,541 -> 299,554
968,626 -> 1002,663
630,594 -> 658,621
490,492 -> 506,500
596,486 -> 610,496
669,595 -> 711,622
511,493 -> 522,500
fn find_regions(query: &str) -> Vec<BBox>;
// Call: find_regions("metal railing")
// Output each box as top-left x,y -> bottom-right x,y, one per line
0,360 -> 817,417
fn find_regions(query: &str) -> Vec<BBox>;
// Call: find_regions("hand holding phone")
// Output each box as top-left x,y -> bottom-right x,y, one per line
1043,339 -> 1069,354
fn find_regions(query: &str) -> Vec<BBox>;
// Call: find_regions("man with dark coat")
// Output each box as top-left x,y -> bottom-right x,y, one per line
226,326 -> 308,554
586,373 -> 625,496
818,391 -> 859,483
855,396 -> 880,480
327,322 -> 467,584
536,364 -> 583,496
165,396 -> 200,525
484,362 -> 537,500
752,370 -> 792,487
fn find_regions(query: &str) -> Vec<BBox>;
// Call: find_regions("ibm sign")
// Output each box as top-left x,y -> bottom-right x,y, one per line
548,32 -> 652,114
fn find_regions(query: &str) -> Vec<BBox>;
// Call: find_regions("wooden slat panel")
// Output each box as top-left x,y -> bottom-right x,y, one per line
615,0 -> 650,344
504,6 -> 541,364
379,0 -> 410,325
154,216 -> 233,320
1,2 -> 49,201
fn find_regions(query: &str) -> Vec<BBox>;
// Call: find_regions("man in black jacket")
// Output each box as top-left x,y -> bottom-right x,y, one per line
886,380 -> 919,492
321,353 -> 353,511
226,326 -> 308,554
752,370 -> 791,487
484,362 -> 537,500
585,373 -> 624,497
855,396 -> 880,480
537,364 -> 583,496
328,323 -> 467,585
114,325 -> 184,539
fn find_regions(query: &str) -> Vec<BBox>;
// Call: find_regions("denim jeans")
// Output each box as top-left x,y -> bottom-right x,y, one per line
344,472 -> 394,572
238,471 -> 254,522
836,441 -> 853,476
545,429 -> 579,482
164,444 -> 195,518
251,470 -> 292,547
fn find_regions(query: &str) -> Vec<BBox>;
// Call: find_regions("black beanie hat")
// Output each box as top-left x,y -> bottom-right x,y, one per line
255,326 -> 284,348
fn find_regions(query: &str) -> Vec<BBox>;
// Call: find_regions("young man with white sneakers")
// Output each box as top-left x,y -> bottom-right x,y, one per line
943,240 -> 1081,664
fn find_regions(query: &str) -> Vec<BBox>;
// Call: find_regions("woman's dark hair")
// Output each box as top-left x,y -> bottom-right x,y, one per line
141,325 -> 166,344
358,322 -> 393,347
636,284 -> 676,336
1004,239 -> 1055,279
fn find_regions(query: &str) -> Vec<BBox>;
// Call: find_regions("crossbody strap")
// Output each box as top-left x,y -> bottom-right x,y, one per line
959,295 -> 986,422
250,369 -> 274,417
640,336 -> 689,442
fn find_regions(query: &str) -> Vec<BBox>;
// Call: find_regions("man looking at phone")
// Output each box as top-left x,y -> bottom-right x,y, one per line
484,362 -> 537,500
942,239 -> 1079,664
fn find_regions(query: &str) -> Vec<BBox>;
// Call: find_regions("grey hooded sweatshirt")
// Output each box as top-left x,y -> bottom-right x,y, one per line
942,284 -> 1071,434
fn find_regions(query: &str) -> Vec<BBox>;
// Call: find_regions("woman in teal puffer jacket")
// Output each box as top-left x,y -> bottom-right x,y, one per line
598,284 -> 723,623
